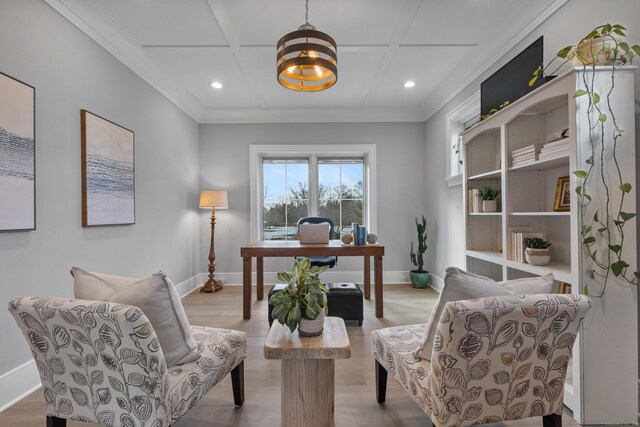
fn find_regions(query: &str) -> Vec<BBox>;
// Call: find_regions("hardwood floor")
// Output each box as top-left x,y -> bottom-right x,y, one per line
2,284 -> 583,427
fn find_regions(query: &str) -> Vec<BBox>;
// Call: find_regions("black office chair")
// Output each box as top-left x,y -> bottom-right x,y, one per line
296,216 -> 338,268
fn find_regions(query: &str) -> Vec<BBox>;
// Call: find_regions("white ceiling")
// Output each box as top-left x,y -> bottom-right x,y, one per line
44,0 -> 567,123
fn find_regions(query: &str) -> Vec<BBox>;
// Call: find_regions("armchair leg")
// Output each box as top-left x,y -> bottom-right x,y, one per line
46,416 -> 66,427
231,361 -> 245,406
543,413 -> 562,427
375,360 -> 388,403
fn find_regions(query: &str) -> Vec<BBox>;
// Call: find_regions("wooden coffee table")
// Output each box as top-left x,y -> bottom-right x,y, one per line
264,316 -> 351,427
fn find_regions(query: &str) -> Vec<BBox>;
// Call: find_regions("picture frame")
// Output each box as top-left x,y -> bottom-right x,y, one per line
0,71 -> 35,231
81,110 -> 135,227
553,175 -> 570,212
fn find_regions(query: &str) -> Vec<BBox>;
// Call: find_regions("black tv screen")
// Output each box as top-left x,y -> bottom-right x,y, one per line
481,36 -> 544,116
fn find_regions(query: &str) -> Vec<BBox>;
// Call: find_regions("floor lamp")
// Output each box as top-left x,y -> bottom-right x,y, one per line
199,190 -> 228,293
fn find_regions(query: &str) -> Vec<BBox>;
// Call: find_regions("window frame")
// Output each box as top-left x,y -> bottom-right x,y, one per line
445,91 -> 480,187
250,144 -> 376,242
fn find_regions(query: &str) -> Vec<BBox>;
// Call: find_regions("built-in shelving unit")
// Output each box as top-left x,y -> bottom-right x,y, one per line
461,67 -> 637,424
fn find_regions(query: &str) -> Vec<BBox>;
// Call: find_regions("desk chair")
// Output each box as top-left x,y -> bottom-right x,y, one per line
296,216 -> 337,268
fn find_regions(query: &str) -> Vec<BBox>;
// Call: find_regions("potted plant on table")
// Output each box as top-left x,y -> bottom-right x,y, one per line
479,186 -> 500,212
524,237 -> 552,266
409,215 -> 430,288
269,259 -> 328,336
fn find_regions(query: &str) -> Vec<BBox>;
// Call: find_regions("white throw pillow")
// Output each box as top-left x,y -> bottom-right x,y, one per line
71,267 -> 199,367
414,267 -> 554,361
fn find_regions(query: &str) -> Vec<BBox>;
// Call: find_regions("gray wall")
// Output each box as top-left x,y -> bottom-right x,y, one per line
422,0 -> 640,419
199,122 -> 427,277
0,0 -> 201,377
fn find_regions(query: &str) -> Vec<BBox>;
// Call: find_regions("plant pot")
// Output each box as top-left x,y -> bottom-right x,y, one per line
298,310 -> 325,337
573,36 -> 619,65
482,200 -> 497,212
525,248 -> 551,266
410,271 -> 431,289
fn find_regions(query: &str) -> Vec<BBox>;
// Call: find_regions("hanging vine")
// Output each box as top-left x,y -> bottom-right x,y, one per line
533,24 -> 640,296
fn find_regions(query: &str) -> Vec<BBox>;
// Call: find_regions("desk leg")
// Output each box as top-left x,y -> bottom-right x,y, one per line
282,359 -> 334,427
363,256 -> 371,299
375,255 -> 383,318
243,257 -> 252,320
257,257 -> 264,301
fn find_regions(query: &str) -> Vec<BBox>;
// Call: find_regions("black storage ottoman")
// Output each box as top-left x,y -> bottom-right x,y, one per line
268,283 -> 364,326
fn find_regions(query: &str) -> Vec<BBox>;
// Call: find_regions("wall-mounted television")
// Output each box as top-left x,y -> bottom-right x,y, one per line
481,36 -> 545,116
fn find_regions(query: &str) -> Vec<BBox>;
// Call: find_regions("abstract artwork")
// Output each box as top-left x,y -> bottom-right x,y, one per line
81,110 -> 134,227
0,72 -> 35,231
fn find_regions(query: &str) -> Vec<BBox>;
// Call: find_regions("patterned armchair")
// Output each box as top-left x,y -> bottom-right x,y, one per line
372,294 -> 591,427
8,297 -> 247,427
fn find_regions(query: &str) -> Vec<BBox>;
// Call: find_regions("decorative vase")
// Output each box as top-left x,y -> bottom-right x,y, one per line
482,200 -> 497,212
410,271 -> 430,289
525,248 -> 551,266
367,233 -> 378,244
298,310 -> 325,337
573,36 -> 619,65
341,233 -> 353,245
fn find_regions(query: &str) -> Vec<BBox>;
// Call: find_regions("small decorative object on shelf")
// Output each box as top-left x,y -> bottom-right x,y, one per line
524,237 -> 552,266
269,259 -> 328,336
553,176 -> 570,212
341,232 -> 353,245
410,215 -> 430,288
479,186 -> 500,212
367,233 -> 378,244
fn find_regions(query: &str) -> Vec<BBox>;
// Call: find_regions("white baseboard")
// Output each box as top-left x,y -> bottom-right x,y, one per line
0,360 -> 41,413
429,274 -> 444,293
214,270 -> 411,286
175,273 -> 208,297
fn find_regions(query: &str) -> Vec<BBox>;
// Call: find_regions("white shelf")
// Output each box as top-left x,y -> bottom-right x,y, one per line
509,153 -> 569,171
509,211 -> 570,216
469,212 -> 501,216
465,250 -> 503,264
503,259 -> 572,283
468,169 -> 501,180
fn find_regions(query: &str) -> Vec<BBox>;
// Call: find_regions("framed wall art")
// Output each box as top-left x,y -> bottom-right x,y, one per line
553,175 -> 571,212
81,110 -> 135,227
0,71 -> 35,231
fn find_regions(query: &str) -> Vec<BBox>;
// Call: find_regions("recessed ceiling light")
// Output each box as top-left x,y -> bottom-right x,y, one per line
404,81 -> 416,88
210,82 -> 222,89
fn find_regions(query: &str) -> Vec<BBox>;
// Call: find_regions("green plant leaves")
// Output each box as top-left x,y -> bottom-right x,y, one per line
557,46 -> 573,59
583,236 -> 596,246
573,89 -> 587,98
580,225 -> 591,236
598,113 -> 607,122
608,244 -> 621,254
573,170 -> 587,179
619,212 -> 636,221
593,92 -> 600,104
619,183 -> 632,193
611,260 -> 629,277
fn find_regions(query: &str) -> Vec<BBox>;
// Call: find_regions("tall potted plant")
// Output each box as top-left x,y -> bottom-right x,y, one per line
269,259 -> 328,336
410,215 -> 430,288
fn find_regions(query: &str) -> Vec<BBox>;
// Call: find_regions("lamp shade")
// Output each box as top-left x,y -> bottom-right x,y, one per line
199,190 -> 228,209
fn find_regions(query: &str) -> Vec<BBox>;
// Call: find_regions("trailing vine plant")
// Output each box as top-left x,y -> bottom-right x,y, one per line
531,24 -> 640,296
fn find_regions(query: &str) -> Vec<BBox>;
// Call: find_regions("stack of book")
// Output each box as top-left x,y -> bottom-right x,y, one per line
467,189 -> 481,213
508,226 -> 542,263
511,144 -> 540,166
539,136 -> 570,161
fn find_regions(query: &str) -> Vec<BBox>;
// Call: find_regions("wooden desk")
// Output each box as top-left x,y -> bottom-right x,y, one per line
240,240 -> 385,319
264,317 -> 351,427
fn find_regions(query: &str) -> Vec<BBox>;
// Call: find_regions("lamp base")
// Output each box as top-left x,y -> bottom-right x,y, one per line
200,278 -> 223,293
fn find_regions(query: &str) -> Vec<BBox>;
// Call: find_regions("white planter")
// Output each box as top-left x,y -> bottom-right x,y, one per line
573,36 -> 619,65
482,200 -> 497,212
525,248 -> 551,266
298,310 -> 325,337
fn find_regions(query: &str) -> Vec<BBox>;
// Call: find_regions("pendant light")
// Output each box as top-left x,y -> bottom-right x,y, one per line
276,0 -> 338,92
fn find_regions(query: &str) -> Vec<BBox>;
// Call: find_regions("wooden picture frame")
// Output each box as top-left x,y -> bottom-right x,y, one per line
0,71 -> 35,231
553,175 -> 570,212
81,110 -> 135,227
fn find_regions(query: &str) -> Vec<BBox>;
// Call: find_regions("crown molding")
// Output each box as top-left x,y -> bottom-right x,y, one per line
419,0 -> 569,121
43,0 -> 204,122
199,106 -> 426,123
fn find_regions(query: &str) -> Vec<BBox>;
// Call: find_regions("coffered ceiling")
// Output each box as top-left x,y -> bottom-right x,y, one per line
43,0 -> 566,123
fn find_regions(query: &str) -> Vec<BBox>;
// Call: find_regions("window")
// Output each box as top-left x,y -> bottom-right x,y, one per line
250,145 -> 376,242
445,91 -> 480,186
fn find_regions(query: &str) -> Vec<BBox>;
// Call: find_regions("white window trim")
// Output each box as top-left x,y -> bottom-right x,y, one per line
250,144 -> 377,242
445,91 -> 480,187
